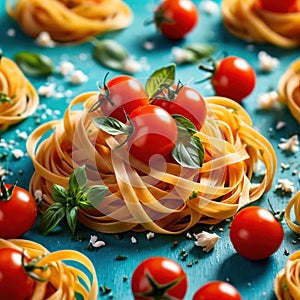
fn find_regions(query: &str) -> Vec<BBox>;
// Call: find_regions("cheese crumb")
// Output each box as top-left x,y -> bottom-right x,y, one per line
58,61 -> 75,76
172,47 -> 195,64
146,232 -> 155,240
258,51 -> 279,72
36,31 -> 56,48
12,149 -> 24,159
276,121 -> 286,130
89,235 -> 105,248
275,179 -> 294,193
278,135 -> 299,153
131,236 -> 138,244
38,83 -> 56,98
194,231 -> 220,252
70,70 -> 88,85
257,91 -> 280,110
199,0 -> 219,14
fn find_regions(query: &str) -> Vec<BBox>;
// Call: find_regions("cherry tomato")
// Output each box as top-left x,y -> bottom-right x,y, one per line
256,0 -> 298,13
154,0 -> 198,40
0,248 -> 35,300
128,105 -> 178,163
204,56 -> 256,103
96,75 -> 148,123
153,85 -> 207,130
229,206 -> 284,260
192,281 -> 242,300
131,256 -> 188,300
0,183 -> 37,238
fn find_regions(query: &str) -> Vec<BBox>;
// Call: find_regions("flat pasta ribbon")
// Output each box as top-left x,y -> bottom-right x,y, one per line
0,56 -> 39,130
26,92 -> 277,234
0,238 -> 98,300
274,250 -> 300,300
285,189 -> 300,235
221,0 -> 300,48
278,59 -> 300,124
6,0 -> 133,43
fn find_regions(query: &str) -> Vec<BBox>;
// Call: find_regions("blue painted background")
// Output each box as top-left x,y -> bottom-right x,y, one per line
0,0 -> 299,299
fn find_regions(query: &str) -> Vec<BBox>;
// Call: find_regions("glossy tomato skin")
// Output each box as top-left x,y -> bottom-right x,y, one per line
0,184 -> 37,238
192,281 -> 242,300
153,85 -> 207,130
229,206 -> 284,260
128,105 -> 178,163
211,56 -> 256,103
154,0 -> 198,40
0,248 -> 35,300
256,0 -> 298,13
131,256 -> 188,300
99,75 -> 148,123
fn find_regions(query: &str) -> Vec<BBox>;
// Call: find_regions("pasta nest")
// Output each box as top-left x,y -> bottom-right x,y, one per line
27,92 -> 277,234
6,0 -> 133,43
221,0 -> 300,48
0,238 -> 98,300
0,56 -> 39,131
274,250 -> 300,300
278,59 -> 300,124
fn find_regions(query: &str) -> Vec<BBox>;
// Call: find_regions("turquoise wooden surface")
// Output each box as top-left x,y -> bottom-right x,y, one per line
0,0 -> 300,299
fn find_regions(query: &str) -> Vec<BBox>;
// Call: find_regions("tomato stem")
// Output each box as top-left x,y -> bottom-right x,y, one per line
0,179 -> 16,201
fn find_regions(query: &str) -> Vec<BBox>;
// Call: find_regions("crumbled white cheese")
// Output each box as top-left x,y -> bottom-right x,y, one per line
171,47 -> 195,64
258,51 -> 279,72
38,83 -> 56,98
280,163 -> 290,170
278,135 -> 299,153
36,31 -> 56,48
89,235 -> 105,248
143,41 -> 155,51
17,131 -> 28,140
121,56 -> 145,74
131,236 -> 138,244
257,91 -> 280,110
6,28 -> 16,37
146,232 -> 155,240
276,121 -> 286,130
199,0 -> 219,14
194,231 -> 220,252
58,61 -> 75,76
11,149 -> 24,159
275,179 -> 294,193
70,70 -> 88,85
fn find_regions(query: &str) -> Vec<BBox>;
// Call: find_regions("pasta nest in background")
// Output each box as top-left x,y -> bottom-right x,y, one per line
6,0 -> 133,43
0,56 -> 39,131
27,92 -> 277,234
0,238 -> 98,300
221,0 -> 300,48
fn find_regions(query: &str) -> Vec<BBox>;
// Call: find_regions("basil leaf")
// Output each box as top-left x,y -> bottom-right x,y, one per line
145,64 -> 176,98
172,114 -> 197,136
184,44 -> 216,63
82,185 -> 109,209
93,116 -> 129,135
65,206 -> 78,235
93,39 -> 129,71
51,184 -> 68,203
14,52 -> 54,77
38,202 -> 66,235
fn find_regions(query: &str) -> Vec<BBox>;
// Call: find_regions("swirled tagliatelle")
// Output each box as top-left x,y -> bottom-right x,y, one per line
274,250 -> 300,300
6,0 -> 133,43
278,59 -> 300,124
0,56 -> 39,131
285,189 -> 300,235
26,92 -> 277,234
221,0 -> 300,48
0,238 -> 98,300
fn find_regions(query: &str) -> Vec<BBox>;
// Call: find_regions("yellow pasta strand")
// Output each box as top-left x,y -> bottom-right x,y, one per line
0,56 -> 39,130
6,0 -> 133,43
274,250 -> 300,300
278,58 -> 300,124
0,238 -> 98,300
221,0 -> 300,48
26,92 -> 276,234
285,189 -> 300,235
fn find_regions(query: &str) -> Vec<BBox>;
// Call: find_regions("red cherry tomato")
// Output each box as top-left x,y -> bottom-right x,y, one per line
205,56 -> 256,103
0,183 -> 37,238
131,256 -> 188,300
154,0 -> 198,40
192,281 -> 242,300
153,85 -> 207,130
229,206 -> 284,260
128,105 -> 178,163
256,0 -> 298,13
0,248 -> 35,300
97,75 -> 148,123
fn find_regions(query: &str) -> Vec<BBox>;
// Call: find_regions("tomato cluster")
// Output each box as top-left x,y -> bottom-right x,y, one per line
93,74 -> 207,166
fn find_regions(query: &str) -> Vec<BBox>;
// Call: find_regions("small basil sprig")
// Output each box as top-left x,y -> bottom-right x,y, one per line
39,166 -> 108,236
145,64 -> 175,99
0,92 -> 13,105
14,51 -> 54,77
